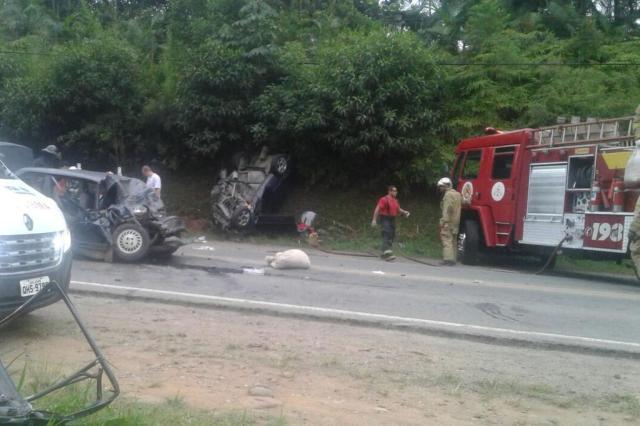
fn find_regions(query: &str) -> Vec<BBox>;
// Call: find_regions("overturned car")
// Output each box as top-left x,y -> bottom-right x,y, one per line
16,168 -> 185,262
211,148 -> 292,231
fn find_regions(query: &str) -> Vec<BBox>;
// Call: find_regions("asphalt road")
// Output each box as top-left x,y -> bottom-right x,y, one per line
69,241 -> 640,353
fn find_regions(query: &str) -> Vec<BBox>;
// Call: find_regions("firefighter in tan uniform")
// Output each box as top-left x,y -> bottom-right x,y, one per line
437,177 -> 462,266
629,196 -> 640,279
630,104 -> 640,278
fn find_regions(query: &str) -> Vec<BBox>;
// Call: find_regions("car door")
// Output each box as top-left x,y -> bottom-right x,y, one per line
67,178 -> 109,252
487,146 -> 518,224
43,175 -> 107,254
486,146 -> 519,245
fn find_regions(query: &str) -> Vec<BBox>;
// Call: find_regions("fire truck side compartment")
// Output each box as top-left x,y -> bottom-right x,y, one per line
521,163 -> 567,247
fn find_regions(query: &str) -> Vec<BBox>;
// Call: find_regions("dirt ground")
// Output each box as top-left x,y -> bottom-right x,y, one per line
2,295 -> 639,425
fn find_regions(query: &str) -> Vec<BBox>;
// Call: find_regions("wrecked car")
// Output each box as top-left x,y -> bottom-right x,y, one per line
211,147 -> 293,231
16,168 -> 185,262
1,280 -> 119,424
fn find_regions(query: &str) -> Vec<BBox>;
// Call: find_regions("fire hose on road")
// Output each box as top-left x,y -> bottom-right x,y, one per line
535,235 -> 571,275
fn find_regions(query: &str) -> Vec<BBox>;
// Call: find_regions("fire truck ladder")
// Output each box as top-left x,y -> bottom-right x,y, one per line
532,116 -> 635,148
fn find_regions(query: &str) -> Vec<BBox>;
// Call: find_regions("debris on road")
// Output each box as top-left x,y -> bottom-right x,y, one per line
192,245 -> 215,251
265,249 -> 311,269
372,270 -> 386,275
242,267 -> 265,275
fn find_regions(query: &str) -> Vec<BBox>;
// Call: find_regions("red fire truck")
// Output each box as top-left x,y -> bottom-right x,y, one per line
452,115 -> 640,265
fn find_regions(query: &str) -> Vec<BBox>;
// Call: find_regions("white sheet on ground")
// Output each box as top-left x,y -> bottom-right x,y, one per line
265,249 -> 311,270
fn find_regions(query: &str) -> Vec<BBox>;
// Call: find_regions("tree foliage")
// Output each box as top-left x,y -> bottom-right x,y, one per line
1,0 -> 640,186
256,31 -> 445,185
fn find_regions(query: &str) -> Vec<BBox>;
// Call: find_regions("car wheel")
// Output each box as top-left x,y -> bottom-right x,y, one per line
232,207 -> 253,230
271,155 -> 289,177
458,220 -> 480,265
113,223 -> 150,262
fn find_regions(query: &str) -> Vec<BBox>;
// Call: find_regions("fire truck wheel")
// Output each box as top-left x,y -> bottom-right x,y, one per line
458,220 -> 480,265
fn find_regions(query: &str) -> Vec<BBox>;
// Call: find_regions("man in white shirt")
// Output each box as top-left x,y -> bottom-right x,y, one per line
142,165 -> 162,197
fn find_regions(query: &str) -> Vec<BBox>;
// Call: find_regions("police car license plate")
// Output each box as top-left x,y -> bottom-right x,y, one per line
19,276 -> 50,297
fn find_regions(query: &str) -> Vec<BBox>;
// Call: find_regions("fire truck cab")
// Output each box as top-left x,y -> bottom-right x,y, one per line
452,116 -> 639,265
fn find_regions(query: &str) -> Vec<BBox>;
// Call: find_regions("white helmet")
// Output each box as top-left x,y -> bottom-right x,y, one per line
437,177 -> 452,187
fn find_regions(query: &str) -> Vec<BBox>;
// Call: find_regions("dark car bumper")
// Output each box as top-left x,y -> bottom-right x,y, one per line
148,216 -> 186,256
154,216 -> 186,237
0,251 -> 72,318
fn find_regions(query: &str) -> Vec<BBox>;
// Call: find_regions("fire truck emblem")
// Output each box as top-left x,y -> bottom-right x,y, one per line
461,182 -> 473,204
491,182 -> 505,202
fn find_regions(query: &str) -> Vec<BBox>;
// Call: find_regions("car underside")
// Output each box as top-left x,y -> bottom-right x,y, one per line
211,150 -> 292,231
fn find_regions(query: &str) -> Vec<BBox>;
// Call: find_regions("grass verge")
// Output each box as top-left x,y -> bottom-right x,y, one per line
68,397 -> 287,426
2,360 -> 287,426
29,387 -> 288,425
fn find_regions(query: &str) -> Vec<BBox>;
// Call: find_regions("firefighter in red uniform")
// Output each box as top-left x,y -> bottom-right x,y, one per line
371,185 -> 410,261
